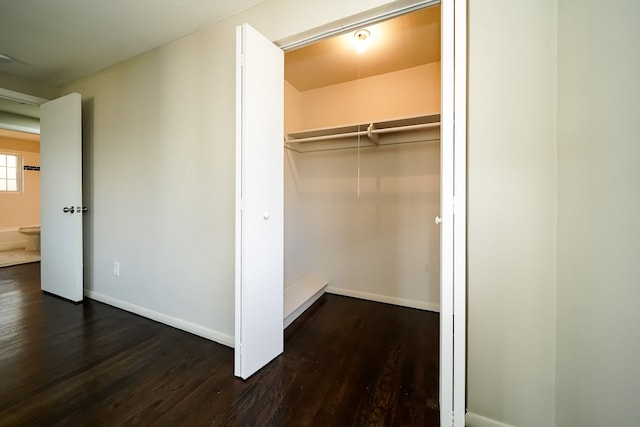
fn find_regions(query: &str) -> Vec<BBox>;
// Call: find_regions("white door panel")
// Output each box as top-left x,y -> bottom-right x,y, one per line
235,24 -> 284,379
40,93 -> 83,302
441,1 -> 467,425
453,0 -> 468,424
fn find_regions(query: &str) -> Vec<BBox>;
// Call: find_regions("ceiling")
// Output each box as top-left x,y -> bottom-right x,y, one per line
0,0 -> 267,87
0,1 -> 440,124
285,4 -> 440,92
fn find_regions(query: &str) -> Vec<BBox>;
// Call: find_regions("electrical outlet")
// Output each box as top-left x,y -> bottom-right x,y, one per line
113,261 -> 120,277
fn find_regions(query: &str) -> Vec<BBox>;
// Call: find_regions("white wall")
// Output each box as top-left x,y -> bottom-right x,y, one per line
61,0 -> 398,345
467,1 -> 557,426
556,1 -> 640,425
285,141 -> 441,310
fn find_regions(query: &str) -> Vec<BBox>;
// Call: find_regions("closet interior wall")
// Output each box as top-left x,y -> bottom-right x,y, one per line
284,56 -> 442,312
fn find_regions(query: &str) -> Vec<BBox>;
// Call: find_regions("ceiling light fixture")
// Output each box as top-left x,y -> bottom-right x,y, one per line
354,29 -> 370,55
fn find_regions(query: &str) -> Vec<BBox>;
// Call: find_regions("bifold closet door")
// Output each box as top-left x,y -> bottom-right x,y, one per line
234,23 -> 284,380
440,0 -> 467,425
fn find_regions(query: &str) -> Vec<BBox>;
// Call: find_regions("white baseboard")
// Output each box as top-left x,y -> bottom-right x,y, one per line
83,289 -> 234,348
325,286 -> 440,312
466,412 -> 516,427
0,239 -> 26,251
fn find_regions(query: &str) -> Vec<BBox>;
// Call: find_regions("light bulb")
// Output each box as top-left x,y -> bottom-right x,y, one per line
354,29 -> 370,55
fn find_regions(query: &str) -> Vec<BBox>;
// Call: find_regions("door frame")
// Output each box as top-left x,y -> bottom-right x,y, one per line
439,0 -> 467,425
0,89 -> 88,303
275,0 -> 467,425
0,88 -> 48,108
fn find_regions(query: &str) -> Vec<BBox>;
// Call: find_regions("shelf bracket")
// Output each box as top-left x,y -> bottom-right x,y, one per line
367,123 -> 380,145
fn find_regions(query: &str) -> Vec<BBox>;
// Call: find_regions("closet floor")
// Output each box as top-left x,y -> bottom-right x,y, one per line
0,262 -> 440,426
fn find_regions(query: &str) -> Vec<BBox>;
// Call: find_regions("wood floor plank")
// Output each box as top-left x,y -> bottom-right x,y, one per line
0,263 -> 439,426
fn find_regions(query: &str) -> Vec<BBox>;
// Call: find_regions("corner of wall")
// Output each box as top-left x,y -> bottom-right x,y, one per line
0,71 -> 60,100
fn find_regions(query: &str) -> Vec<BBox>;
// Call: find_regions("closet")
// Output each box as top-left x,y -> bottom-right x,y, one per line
282,5 -> 442,327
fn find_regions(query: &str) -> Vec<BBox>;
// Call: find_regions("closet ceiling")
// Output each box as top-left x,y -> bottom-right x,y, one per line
285,5 -> 441,92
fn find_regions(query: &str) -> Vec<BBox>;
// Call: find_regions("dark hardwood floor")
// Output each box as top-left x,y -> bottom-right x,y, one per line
0,263 -> 439,426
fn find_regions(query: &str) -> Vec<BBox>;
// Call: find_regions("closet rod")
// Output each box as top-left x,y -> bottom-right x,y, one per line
373,122 -> 439,134
287,121 -> 440,144
285,136 -> 440,154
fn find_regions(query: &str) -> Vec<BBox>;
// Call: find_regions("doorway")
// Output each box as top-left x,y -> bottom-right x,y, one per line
0,90 -> 85,302
0,99 -> 41,268
282,3 -> 442,327
236,0 -> 466,424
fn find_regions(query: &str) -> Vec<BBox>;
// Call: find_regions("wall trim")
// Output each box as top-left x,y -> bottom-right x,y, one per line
0,240 -> 26,251
326,286 -> 440,312
0,88 -> 49,106
84,289 -> 234,348
465,412 -> 516,427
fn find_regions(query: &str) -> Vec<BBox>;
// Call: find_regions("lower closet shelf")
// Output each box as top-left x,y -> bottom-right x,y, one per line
284,276 -> 328,329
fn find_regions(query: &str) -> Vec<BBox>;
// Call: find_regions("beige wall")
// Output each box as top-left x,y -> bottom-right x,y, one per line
0,135 -> 40,227
556,0 -> 640,425
291,62 -> 440,130
467,1 -> 557,426
284,80 -> 302,133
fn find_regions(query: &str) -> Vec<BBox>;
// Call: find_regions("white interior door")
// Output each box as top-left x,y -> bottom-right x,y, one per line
40,93 -> 83,302
453,0 -> 467,424
441,1 -> 467,426
235,23 -> 284,379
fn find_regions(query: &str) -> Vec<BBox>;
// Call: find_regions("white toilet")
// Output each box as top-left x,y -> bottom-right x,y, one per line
18,226 -> 41,251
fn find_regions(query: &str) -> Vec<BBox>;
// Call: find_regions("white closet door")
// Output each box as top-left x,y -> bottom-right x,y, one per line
453,0 -> 468,424
40,93 -> 84,303
234,23 -> 284,379
441,0 -> 467,426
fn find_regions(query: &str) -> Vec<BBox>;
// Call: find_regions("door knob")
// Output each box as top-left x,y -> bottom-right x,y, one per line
63,206 -> 75,213
263,211 -> 271,220
435,216 -> 442,225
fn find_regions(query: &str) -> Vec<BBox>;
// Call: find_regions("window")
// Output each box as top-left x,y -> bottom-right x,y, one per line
0,153 -> 20,192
